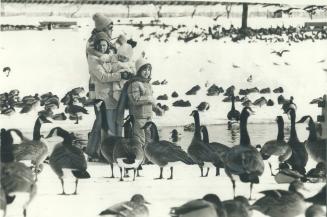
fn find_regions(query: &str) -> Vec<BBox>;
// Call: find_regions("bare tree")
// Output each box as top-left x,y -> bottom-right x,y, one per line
154,4 -> 162,20
191,6 -> 197,18
127,4 -> 130,18
70,0 -> 86,18
225,3 -> 233,19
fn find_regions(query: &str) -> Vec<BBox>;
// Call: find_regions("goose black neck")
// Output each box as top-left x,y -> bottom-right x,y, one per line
193,112 -> 201,138
150,123 -> 159,142
33,118 -> 42,141
201,127 -> 209,143
240,114 -> 250,146
99,102 -> 109,131
123,121 -> 133,138
1,130 -> 14,163
277,119 -> 284,141
308,119 -> 317,141
289,109 -> 299,142
59,130 -> 72,145
231,96 -> 235,110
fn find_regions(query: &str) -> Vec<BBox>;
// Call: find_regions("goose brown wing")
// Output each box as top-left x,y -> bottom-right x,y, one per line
1,163 -> 34,193
49,143 -> 87,171
148,141 -> 193,164
188,139 -> 216,163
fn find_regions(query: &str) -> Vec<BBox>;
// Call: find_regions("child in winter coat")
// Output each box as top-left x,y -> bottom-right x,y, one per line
127,57 -> 163,147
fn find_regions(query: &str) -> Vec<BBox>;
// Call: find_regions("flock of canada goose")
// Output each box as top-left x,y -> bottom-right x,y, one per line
0,87 -> 326,217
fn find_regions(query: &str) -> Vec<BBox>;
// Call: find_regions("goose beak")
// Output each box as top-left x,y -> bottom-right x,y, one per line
144,199 -> 151,204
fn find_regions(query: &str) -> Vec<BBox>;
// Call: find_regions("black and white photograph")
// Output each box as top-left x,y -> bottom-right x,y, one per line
0,0 -> 326,217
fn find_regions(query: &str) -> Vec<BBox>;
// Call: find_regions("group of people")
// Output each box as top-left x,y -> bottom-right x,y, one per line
85,13 -> 163,161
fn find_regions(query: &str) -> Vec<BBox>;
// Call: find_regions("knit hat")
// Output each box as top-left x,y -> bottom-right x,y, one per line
117,43 -> 133,60
93,13 -> 113,31
94,32 -> 111,46
135,57 -> 151,74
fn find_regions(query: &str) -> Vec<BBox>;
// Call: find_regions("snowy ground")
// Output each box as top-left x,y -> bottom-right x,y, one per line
0,16 -> 326,130
0,15 -> 326,217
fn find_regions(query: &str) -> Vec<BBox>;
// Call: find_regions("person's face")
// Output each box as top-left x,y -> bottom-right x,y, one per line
140,65 -> 151,79
99,40 -> 108,53
117,55 -> 129,63
104,24 -> 113,38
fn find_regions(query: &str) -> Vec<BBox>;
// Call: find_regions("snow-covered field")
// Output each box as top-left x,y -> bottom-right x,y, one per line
0,16 -> 326,130
0,14 -> 326,217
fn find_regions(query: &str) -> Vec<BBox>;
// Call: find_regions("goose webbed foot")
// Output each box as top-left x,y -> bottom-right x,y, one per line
133,169 -> 136,181
215,167 -> 220,176
136,169 -> 142,177
167,167 -> 173,180
249,183 -> 254,201
200,166 -> 204,177
73,179 -> 78,195
155,167 -> 163,180
205,167 -> 210,177
119,168 -> 124,181
232,179 -> 236,199
110,164 -> 115,178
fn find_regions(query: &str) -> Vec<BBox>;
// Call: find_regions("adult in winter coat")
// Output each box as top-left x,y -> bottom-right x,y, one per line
85,32 -> 132,159
127,57 -> 163,147
86,13 -> 115,102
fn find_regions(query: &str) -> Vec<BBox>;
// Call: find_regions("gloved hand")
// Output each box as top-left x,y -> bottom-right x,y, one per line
121,71 -> 132,80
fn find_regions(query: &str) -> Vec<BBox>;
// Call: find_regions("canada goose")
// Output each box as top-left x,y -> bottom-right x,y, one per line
20,94 -> 40,114
96,100 -> 133,179
157,94 -> 168,100
64,103 -> 88,124
224,85 -> 235,97
284,105 -> 308,175
38,107 -> 54,118
223,196 -> 252,217
222,107 -> 264,200
271,49 -> 289,57
99,194 -> 150,217
8,115 -> 51,180
52,113 -> 67,121
170,129 -> 181,143
251,181 -> 307,217
171,91 -> 179,98
141,121 -> 194,179
227,94 -> 240,122
1,107 -> 15,116
185,85 -> 201,95
113,117 -> 144,181
188,110 -> 220,177
197,102 -> 210,111
170,194 -> 227,217
200,125 -> 229,176
0,187 -> 7,217
269,162 -> 304,183
46,127 -> 90,195
1,129 -> 37,217
305,185 -> 326,205
207,84 -> 221,96
260,87 -> 270,94
260,116 -> 291,161
297,116 -> 326,164
253,97 -> 267,107
306,162 -> 326,183
305,205 -> 326,217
